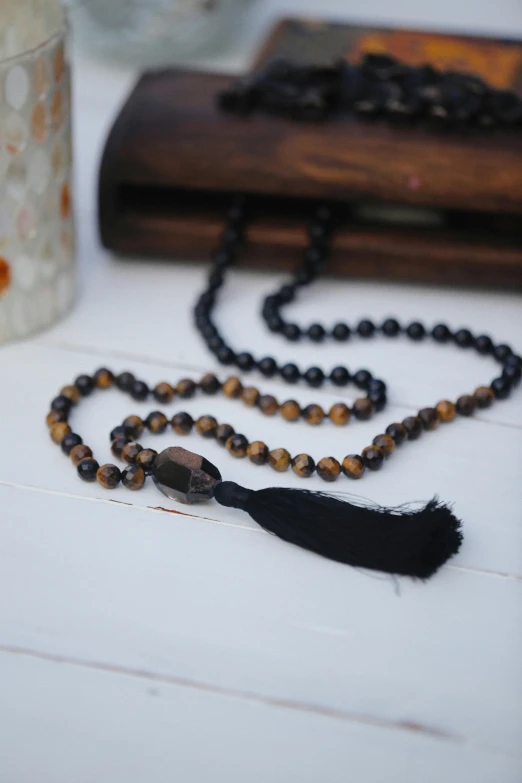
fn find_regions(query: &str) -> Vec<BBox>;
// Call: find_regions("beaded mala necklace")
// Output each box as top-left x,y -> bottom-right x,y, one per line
46,54 -> 521,579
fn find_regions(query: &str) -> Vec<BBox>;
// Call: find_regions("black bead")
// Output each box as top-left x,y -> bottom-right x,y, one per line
381,318 -> 400,336
216,346 -> 235,365
368,379 -> 387,395
211,249 -> 233,268
51,394 -> 72,413
503,364 -> 521,386
258,357 -> 278,378
116,372 -> 136,392
332,322 -> 351,341
491,376 -> 511,399
474,334 -> 493,355
131,380 -> 149,401
279,285 -> 295,303
236,352 -> 255,371
368,390 -> 387,412
432,323 -> 451,343
77,457 -> 99,482
504,354 -> 521,369
308,323 -> 326,342
304,246 -> 324,267
304,366 -> 325,387
353,369 -> 372,389
454,328 -> 473,348
494,343 -> 512,362
386,422 -> 406,445
61,432 -> 83,455
201,323 -> 217,340
222,227 -> 242,248
330,366 -> 350,386
267,315 -> 283,333
362,447 -> 384,471
294,268 -> 315,286
406,321 -> 426,341
75,374 -> 94,396
357,319 -> 375,338
283,323 -> 301,341
280,363 -> 300,383
208,336 -> 224,352
110,425 -> 127,441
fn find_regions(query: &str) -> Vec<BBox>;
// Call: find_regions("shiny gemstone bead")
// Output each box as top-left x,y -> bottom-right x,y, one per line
268,448 -> 291,472
283,323 -> 301,341
60,384 -> 80,405
121,442 -> 143,464
77,458 -> 100,482
97,464 -> 121,489
136,448 -> 158,474
247,441 -> 269,465
226,434 -> 248,458
153,382 -> 175,404
222,376 -> 243,398
330,366 -> 350,386
236,352 -> 255,371
454,328 -> 473,348
75,374 -> 95,396
116,372 -> 135,392
402,416 -> 422,440
304,367 -> 324,388
357,319 -> 375,337
316,456 -> 341,481
436,400 -> 456,422
418,407 -> 440,430
46,410 -> 67,427
353,370 -> 372,389
171,412 -> 194,435
329,403 -> 351,426
216,423 -> 234,446
176,378 -> 197,399
51,395 -> 72,414
474,386 -> 494,408
199,374 -> 220,395
342,454 -> 365,479
151,446 -> 221,503
280,363 -> 300,383
456,394 -> 476,416
280,400 -> 301,421
145,411 -> 168,434
258,395 -> 278,416
406,321 -> 425,340
122,465 -> 146,490
258,357 -> 278,377
110,425 -> 126,441
431,324 -> 451,343
131,380 -> 149,401
385,422 -> 407,444
70,444 -> 93,466
241,387 -> 260,407
303,403 -> 325,425
111,436 -> 128,459
474,335 -> 493,355
362,445 -> 384,470
291,453 -> 315,478
61,432 -> 83,455
372,434 -> 395,457
332,323 -> 350,341
494,344 -> 512,362
491,376 -> 511,400
352,398 -> 374,420
381,318 -> 400,336
308,323 -> 325,342
93,368 -> 115,389
123,415 -> 144,439
195,415 -> 218,438
50,421 -> 71,444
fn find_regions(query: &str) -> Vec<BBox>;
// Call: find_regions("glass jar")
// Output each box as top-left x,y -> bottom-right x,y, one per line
0,0 -> 75,344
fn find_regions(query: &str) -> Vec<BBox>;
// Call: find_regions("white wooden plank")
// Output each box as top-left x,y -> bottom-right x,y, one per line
1,650 -> 520,783
1,486 -> 521,757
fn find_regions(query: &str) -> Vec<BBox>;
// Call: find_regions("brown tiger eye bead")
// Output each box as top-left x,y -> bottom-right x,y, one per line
402,416 -> 422,440
111,436 -> 128,459
123,414 -> 144,439
316,456 -> 341,482
280,400 -> 301,421
60,384 -> 80,405
329,403 -> 351,426
171,412 -> 194,434
199,373 -> 221,395
93,368 -> 114,389
195,415 -> 218,438
342,454 -> 365,479
258,394 -> 278,416
372,433 -> 395,457
70,444 -> 93,466
362,445 -> 384,470
122,464 -> 146,490
241,386 -> 260,407
352,398 -> 374,421
121,441 -> 143,464
97,464 -> 121,489
474,386 -> 494,409
385,422 -> 407,445
247,441 -> 269,465
176,378 -> 197,399
50,421 -> 71,444
291,453 -> 315,478
216,423 -> 234,446
46,409 -> 68,427
136,448 -> 158,474
456,394 -> 476,417
226,433 -> 249,457
268,448 -> 291,472
145,411 -> 168,434
153,382 -> 175,404
303,403 -> 325,425
222,376 -> 242,398
436,400 -> 456,422
418,407 -> 440,431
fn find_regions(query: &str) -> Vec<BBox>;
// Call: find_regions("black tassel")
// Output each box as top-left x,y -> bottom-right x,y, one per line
214,481 -> 462,579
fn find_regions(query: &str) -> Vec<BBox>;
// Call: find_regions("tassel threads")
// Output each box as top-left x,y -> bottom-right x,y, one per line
214,481 -> 462,579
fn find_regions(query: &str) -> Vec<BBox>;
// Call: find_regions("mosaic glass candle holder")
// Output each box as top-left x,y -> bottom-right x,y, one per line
0,0 -> 75,344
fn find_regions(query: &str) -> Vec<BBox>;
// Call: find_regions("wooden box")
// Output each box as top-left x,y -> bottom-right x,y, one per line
99,19 -> 522,287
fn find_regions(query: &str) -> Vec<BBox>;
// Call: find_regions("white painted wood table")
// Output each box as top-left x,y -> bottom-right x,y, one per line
1,16 -> 522,783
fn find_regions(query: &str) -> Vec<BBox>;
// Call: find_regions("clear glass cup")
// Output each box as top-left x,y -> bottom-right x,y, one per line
0,0 -> 75,344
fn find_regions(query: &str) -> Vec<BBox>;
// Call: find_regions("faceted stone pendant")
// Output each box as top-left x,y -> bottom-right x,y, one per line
151,446 -> 222,504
